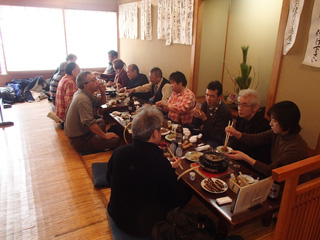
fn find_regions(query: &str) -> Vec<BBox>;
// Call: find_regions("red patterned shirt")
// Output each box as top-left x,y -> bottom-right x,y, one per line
56,74 -> 78,121
167,88 -> 195,124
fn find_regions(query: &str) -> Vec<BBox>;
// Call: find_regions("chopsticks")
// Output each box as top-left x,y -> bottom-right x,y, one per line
167,147 -> 184,169
224,120 -> 234,148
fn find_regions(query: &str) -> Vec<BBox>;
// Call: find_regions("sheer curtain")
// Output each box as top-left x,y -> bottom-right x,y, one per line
0,6 -> 65,71
0,6 -> 118,71
64,10 -> 117,68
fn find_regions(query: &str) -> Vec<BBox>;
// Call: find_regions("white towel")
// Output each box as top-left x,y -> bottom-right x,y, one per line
195,145 -> 211,152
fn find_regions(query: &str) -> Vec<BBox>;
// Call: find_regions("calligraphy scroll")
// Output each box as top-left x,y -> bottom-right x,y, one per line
141,0 -> 152,40
283,0 -> 305,55
157,0 -> 166,40
157,0 -> 194,45
303,0 -> 320,67
119,2 -> 138,39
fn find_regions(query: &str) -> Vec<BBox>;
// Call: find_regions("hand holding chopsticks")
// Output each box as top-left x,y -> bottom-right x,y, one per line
167,147 -> 184,169
224,120 -> 234,148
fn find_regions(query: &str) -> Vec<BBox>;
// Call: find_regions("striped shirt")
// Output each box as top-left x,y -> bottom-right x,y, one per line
56,74 -> 78,121
167,88 -> 195,124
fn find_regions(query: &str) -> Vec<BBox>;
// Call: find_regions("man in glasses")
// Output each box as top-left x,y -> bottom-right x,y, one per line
192,80 -> 232,147
229,89 -> 271,164
64,71 -> 120,153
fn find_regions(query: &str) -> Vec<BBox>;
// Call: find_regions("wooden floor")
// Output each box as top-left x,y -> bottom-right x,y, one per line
0,100 -> 275,239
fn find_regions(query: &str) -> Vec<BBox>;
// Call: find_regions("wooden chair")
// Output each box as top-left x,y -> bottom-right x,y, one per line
272,154 -> 320,240
123,122 -> 132,145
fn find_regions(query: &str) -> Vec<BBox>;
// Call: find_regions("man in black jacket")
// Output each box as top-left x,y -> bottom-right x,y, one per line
192,81 -> 233,147
107,105 -> 191,239
229,89 -> 271,164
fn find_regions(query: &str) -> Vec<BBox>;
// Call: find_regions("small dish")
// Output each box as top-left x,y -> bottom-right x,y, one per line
112,111 -> 121,116
241,174 -> 254,184
160,127 -> 170,136
216,146 -> 232,154
165,133 -> 176,142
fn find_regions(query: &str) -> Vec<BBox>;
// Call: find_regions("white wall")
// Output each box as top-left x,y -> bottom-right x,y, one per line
222,0 -> 282,106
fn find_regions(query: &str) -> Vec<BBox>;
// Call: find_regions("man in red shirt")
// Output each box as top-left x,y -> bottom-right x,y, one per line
56,62 -> 80,121
156,71 -> 195,125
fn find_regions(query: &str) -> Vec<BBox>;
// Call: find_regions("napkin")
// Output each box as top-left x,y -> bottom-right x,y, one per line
195,145 -> 211,151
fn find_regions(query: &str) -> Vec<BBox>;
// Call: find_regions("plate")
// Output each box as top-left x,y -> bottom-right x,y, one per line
201,178 -> 228,194
216,146 -> 233,154
185,151 -> 204,162
160,127 -> 170,136
112,111 -> 121,116
242,174 -> 254,184
165,133 -> 176,142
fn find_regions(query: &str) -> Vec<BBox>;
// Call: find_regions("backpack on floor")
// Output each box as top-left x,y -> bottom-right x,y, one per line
152,207 -> 217,240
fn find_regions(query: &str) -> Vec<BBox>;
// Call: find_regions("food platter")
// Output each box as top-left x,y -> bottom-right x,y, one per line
165,133 -> 176,142
201,178 -> 228,194
216,146 -> 232,154
160,127 -> 170,136
184,151 -> 203,162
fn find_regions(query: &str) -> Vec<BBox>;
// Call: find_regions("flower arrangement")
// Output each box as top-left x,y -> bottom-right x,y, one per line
224,92 -> 238,108
224,45 -> 259,109
226,45 -> 258,94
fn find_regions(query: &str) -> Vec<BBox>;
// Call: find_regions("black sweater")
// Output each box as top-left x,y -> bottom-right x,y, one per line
107,140 -> 190,237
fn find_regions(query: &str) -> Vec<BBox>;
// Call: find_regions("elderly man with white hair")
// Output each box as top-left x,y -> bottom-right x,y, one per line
229,89 -> 271,164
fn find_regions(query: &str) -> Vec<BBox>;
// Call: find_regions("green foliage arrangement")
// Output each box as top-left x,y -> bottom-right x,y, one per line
235,46 -> 252,91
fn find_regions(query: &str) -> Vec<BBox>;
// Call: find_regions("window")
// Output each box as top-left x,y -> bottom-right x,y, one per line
0,6 -> 117,72
65,10 -> 117,69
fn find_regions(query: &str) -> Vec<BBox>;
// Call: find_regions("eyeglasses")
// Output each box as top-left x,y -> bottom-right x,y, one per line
237,103 -> 252,108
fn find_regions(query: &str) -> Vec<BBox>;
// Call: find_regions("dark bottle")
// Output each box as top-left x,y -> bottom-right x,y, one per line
175,118 -> 183,143
268,182 -> 280,200
128,96 -> 136,114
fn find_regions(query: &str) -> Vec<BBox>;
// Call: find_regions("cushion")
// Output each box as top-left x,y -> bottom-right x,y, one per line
92,162 -> 110,188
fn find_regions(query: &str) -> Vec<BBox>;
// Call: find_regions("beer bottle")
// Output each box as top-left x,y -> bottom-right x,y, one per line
175,118 -> 183,143
128,96 -> 136,114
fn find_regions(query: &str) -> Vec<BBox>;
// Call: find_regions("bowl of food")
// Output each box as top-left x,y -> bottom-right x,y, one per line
185,151 -> 204,162
216,146 -> 232,154
199,152 -> 229,173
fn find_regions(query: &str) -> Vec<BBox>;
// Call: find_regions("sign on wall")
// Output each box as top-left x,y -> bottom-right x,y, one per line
283,0 -> 305,55
157,0 -> 194,45
119,2 -> 138,39
303,0 -> 320,67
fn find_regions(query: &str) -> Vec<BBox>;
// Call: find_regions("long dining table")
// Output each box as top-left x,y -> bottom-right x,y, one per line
105,97 -> 281,236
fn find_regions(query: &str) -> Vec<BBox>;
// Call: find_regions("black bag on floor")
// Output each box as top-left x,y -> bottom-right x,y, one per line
152,207 -> 217,240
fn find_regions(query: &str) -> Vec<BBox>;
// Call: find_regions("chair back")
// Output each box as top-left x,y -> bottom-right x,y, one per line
272,154 -> 320,240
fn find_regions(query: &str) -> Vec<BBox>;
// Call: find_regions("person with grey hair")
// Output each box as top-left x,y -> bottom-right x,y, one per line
64,71 -> 120,153
106,105 -> 191,239
119,64 -> 151,101
229,89 -> 271,164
